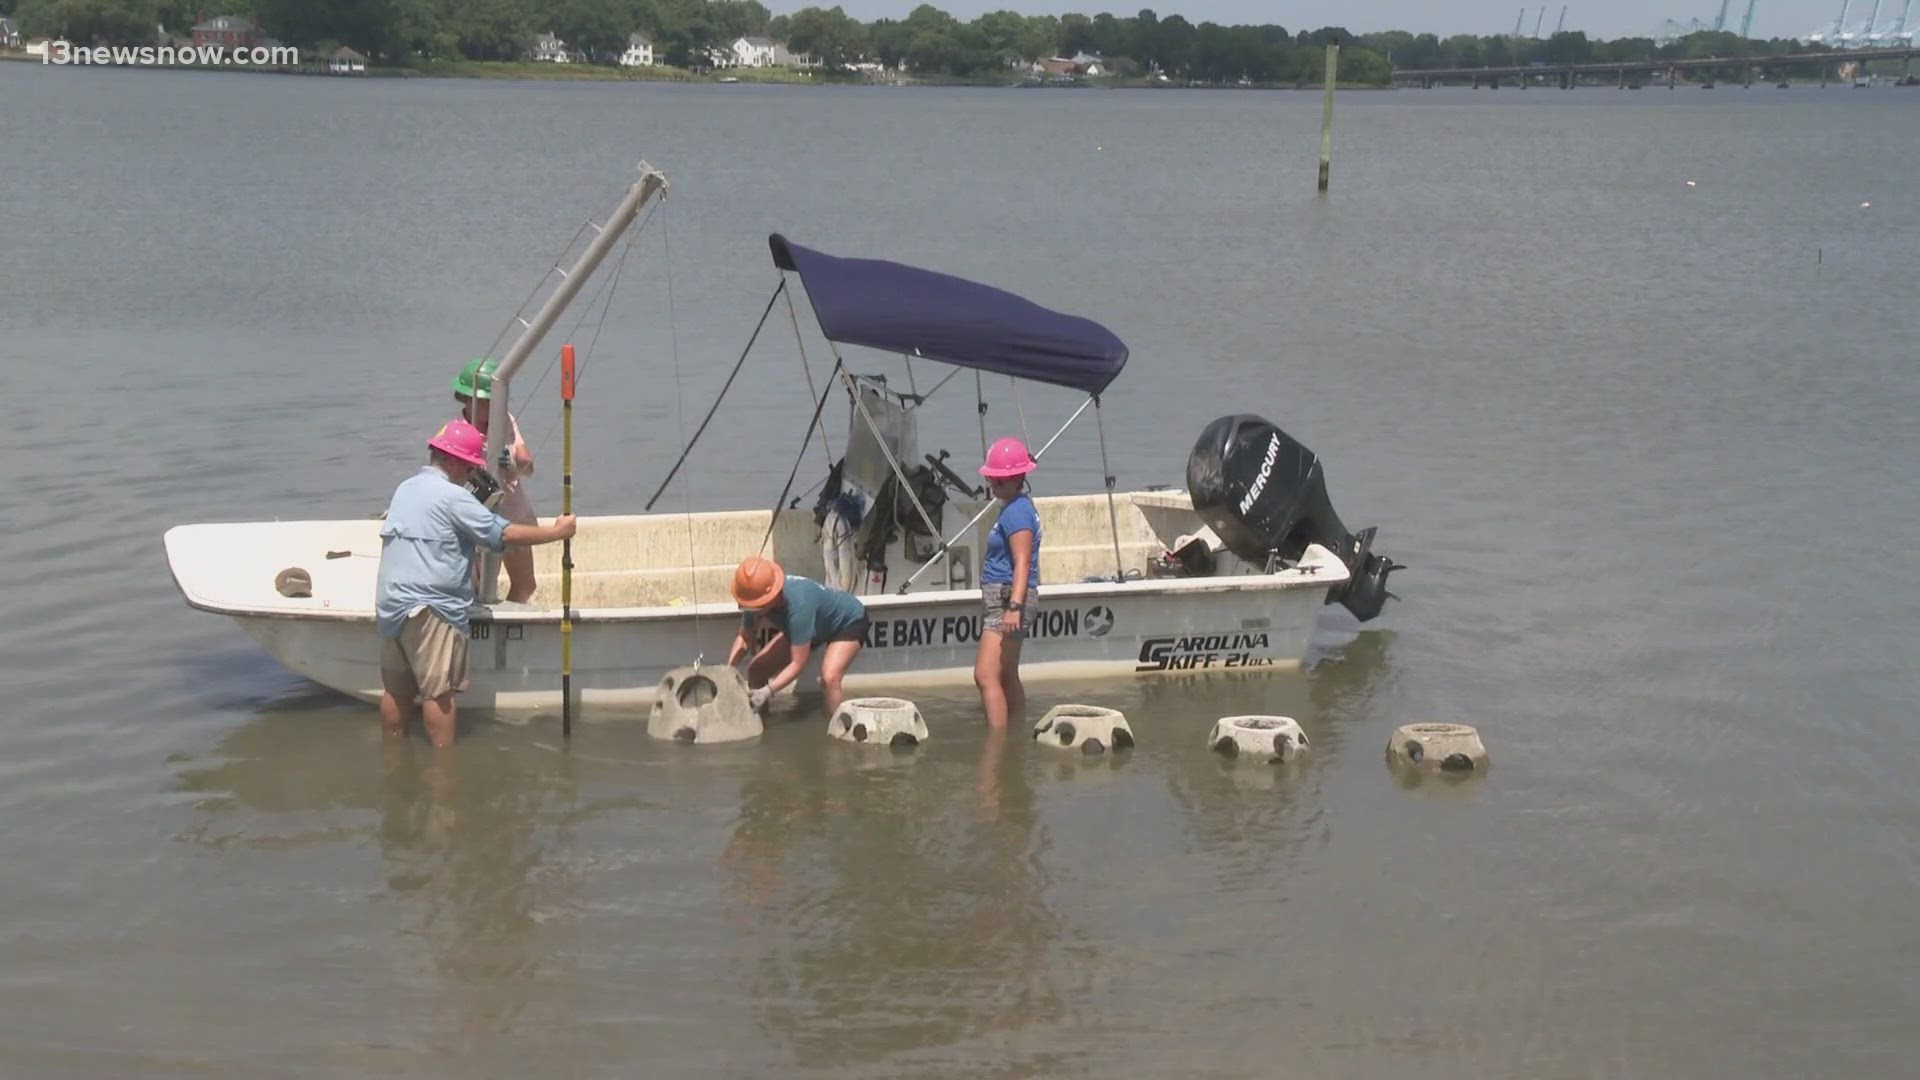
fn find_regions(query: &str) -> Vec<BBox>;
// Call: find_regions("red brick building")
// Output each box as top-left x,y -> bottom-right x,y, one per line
192,16 -> 260,49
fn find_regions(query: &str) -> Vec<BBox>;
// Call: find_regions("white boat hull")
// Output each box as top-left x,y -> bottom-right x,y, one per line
225,573 -> 1334,712
164,488 -> 1358,715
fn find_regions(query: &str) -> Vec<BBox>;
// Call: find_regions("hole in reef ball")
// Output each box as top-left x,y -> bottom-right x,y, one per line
889,732 -> 917,749
1404,740 -> 1425,763
674,727 -> 696,743
1082,738 -> 1105,755
1056,722 -> 1077,745
676,675 -> 717,709
1442,752 -> 1475,772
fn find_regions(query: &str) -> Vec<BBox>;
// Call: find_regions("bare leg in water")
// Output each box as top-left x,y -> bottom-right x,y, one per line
817,637 -> 862,716
974,629 -> 1026,729
420,693 -> 457,748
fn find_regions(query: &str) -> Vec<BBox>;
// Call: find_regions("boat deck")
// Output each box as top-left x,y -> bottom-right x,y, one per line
164,490 -> 1285,621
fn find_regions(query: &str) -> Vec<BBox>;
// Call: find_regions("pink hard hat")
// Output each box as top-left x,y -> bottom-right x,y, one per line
427,418 -> 488,468
979,436 -> 1037,478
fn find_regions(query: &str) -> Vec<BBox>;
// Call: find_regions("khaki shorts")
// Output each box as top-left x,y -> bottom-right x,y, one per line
380,608 -> 470,702
982,583 -> 1037,640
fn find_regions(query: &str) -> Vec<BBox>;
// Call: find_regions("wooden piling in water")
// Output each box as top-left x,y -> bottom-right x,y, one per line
1318,44 -> 1338,193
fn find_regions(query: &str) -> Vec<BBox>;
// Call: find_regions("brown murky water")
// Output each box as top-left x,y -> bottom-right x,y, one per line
2,66 -> 1916,1077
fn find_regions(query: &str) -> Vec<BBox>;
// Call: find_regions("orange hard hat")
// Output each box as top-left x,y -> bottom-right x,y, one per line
731,556 -> 785,609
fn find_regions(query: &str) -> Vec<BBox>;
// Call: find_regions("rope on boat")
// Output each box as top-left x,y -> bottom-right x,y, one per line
645,280 -> 787,512
760,355 -> 846,555
662,200 -> 703,637
781,273 -> 834,467
476,219 -> 596,379
525,196 -> 661,456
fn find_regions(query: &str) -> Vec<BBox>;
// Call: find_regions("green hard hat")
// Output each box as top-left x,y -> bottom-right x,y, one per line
453,357 -> 497,399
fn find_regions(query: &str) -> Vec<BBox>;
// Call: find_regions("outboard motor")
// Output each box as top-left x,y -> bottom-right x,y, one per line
1185,414 -> 1402,622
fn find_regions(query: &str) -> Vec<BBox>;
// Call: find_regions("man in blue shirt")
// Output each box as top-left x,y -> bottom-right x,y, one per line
375,418 -> 576,748
724,556 -> 869,716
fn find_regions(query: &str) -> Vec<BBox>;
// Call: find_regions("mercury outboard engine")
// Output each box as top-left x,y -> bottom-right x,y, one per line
1186,414 -> 1401,622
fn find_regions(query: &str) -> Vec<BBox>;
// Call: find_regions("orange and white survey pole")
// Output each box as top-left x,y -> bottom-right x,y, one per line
561,342 -> 577,740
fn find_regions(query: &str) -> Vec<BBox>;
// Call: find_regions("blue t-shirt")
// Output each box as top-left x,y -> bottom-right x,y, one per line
374,466 -> 510,637
740,574 -> 868,647
982,494 -> 1041,589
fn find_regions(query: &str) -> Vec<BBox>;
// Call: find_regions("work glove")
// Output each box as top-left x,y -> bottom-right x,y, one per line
748,686 -> 771,711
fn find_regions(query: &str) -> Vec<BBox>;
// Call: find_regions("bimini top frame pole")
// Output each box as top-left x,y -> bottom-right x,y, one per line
477,161 -> 668,604
895,393 -> 1096,594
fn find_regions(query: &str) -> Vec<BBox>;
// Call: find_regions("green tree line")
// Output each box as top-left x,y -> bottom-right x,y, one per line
7,1 -> 1844,82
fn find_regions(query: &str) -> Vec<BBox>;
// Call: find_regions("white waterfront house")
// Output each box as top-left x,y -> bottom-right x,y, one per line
328,47 -> 366,74
619,32 -> 655,67
1,18 -> 20,49
530,32 -> 573,63
728,35 -> 778,67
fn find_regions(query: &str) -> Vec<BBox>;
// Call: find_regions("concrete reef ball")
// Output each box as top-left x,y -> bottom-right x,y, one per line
827,697 -> 929,748
1208,715 -> 1309,764
274,567 -> 312,598
646,665 -> 762,745
1386,723 -> 1489,773
1034,704 -> 1134,755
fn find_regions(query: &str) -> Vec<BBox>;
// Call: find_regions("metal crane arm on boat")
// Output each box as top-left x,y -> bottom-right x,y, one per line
474,162 -> 669,603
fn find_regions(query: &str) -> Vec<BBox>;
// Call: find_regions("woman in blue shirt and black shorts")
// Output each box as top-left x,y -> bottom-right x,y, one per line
974,436 -> 1041,728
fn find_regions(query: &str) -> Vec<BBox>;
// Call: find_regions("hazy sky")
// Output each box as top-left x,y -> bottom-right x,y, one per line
766,2 -> 1868,42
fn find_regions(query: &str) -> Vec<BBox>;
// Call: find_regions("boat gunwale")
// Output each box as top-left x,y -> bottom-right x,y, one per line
169,556 -> 1351,624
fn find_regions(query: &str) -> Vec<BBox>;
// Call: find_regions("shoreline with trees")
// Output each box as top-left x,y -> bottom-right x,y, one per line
0,1 -> 1866,89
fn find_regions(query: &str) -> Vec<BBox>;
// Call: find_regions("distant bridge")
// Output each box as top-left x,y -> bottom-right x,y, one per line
1391,45 -> 1920,87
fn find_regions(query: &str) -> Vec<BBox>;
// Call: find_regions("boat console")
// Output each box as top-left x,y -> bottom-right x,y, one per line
809,375 -> 975,594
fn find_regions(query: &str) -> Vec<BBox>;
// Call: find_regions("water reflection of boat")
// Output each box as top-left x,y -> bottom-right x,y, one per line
1151,630 -> 1393,841
721,727 -> 1073,1067
173,711 -> 601,1039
